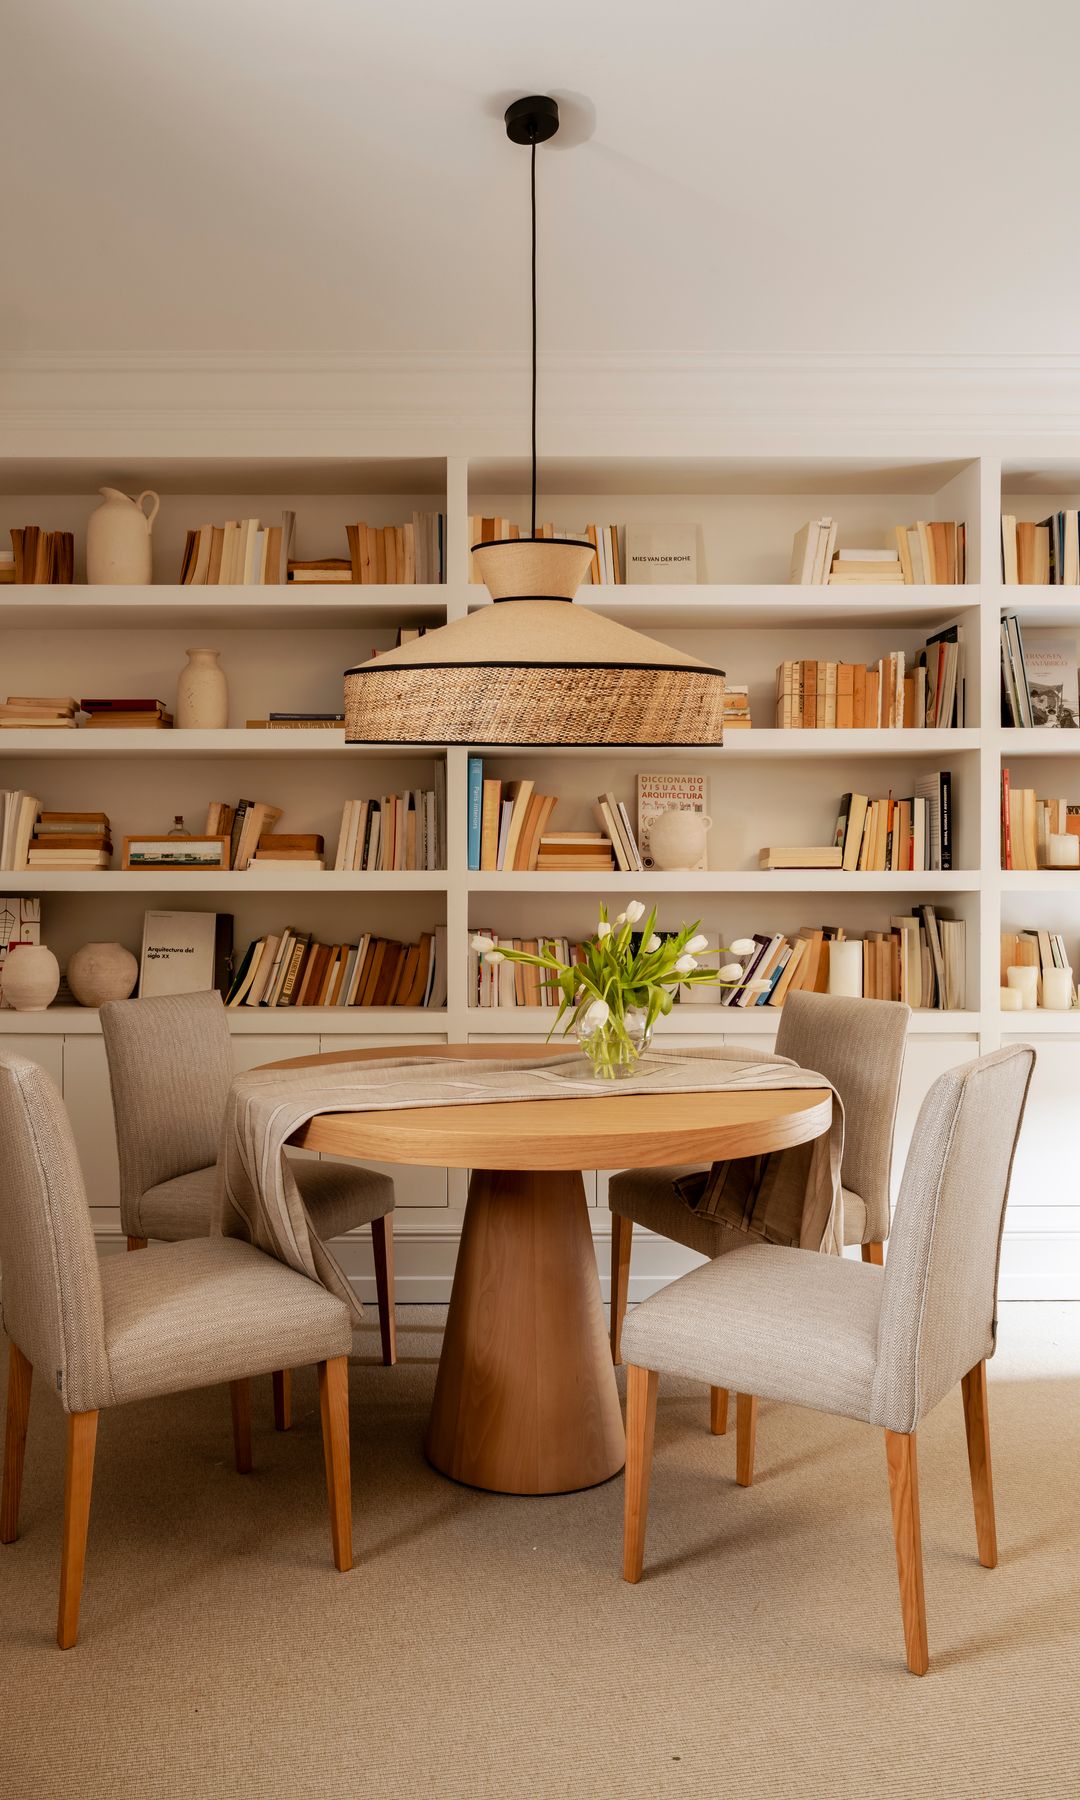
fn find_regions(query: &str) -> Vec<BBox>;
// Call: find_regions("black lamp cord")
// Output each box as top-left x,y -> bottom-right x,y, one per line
530,135 -> 538,541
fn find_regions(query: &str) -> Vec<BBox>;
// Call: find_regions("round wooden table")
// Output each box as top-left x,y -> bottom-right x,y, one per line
283,1046 -> 832,1498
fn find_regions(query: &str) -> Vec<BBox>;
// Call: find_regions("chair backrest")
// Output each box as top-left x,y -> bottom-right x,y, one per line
99,990 -> 233,1228
0,1054 -> 111,1413
871,1045 -> 1035,1435
775,990 -> 909,1241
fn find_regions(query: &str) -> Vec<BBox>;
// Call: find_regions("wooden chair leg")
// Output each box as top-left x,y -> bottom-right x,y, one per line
885,1429 -> 929,1676
736,1393 -> 757,1486
272,1369 -> 292,1432
623,1363 -> 658,1582
318,1357 -> 353,1573
57,1411 -> 98,1649
371,1215 -> 397,1367
610,1212 -> 633,1365
230,1379 -> 253,1474
862,1242 -> 884,1266
1,1342 -> 33,1545
126,1236 -> 148,1252
961,1361 -> 998,1569
709,1386 -> 729,1436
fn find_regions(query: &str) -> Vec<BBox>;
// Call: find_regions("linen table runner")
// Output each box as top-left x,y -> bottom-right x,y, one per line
215,1048 -> 844,1324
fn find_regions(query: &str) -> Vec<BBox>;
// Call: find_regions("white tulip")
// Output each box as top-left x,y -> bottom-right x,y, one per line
718,962 -> 743,980
729,938 -> 756,956
596,921 -> 612,940
584,998 -> 610,1026
674,953 -> 698,974
485,950 -> 505,964
625,900 -> 645,923
685,934 -> 709,954
614,911 -> 627,926
470,934 -> 495,952
643,934 -> 662,953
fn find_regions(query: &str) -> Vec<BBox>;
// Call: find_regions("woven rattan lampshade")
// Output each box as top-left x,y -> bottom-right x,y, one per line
344,594 -> 725,746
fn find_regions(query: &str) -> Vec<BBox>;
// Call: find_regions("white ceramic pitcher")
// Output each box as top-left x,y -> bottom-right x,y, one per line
86,486 -> 160,584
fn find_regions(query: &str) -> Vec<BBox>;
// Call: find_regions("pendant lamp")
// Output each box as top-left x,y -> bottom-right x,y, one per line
344,95 -> 725,747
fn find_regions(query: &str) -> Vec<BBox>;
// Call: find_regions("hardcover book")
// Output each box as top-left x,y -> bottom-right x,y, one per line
1023,636 -> 1080,728
624,525 -> 698,585
636,773 -> 707,870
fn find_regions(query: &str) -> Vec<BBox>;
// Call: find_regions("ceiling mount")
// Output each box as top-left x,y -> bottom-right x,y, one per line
504,95 -> 560,146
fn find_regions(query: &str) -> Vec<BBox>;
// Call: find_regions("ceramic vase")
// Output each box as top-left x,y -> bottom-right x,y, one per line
2,943 -> 60,1011
67,941 -> 139,1007
648,809 -> 712,871
86,487 -> 159,585
176,648 -> 228,730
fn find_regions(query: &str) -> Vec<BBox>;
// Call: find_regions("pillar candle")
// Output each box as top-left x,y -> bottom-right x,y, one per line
1048,834 -> 1080,868
999,986 -> 1023,1013
1006,965 -> 1039,1010
827,939 -> 863,999
1041,967 -> 1074,1011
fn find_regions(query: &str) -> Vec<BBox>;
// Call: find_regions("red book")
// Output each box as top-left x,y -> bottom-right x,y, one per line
80,698 -> 168,713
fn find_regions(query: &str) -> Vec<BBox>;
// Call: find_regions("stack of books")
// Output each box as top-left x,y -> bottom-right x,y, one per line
226,925 -> 447,1010
722,684 -> 752,730
27,812 -> 112,871
246,713 -> 346,730
1000,617 -> 1079,728
180,512 -> 294,584
0,790 -> 40,869
828,548 -> 904,584
1000,771 -> 1080,869
0,695 -> 78,729
9,527 -> 75,584
346,514 -> 446,584
536,832 -> 614,872
1002,512 -> 1080,585
252,834 -> 325,869
719,909 -> 964,1011
333,779 -> 446,872
763,781 -> 954,874
287,559 -> 350,583
80,699 -> 173,730
469,933 -> 585,1008
204,800 -> 282,872
775,633 -> 961,729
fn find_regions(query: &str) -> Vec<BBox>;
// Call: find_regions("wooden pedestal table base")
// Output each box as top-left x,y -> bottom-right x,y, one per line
424,1167 -> 626,1495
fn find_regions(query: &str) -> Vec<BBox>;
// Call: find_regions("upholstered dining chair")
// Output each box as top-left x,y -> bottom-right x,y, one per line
608,991 -> 910,1437
619,1045 -> 1035,1675
0,1054 -> 355,1649
100,990 -> 397,1429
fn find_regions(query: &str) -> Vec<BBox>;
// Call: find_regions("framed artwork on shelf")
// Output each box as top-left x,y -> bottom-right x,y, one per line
122,835 -> 231,871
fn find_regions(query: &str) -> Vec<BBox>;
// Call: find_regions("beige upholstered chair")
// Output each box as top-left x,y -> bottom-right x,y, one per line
100,991 -> 398,1426
0,1054 -> 355,1649
619,1046 -> 1035,1675
608,992 -> 910,1434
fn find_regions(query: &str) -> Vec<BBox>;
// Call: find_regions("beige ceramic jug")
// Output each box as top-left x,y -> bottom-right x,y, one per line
86,486 -> 160,584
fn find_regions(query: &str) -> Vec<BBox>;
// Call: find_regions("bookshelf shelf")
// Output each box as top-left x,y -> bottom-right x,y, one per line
465,583 -> 976,630
0,584 -> 448,631
0,729 -> 437,759
467,730 -> 976,764
995,730 -> 1080,759
0,870 -> 447,893
467,870 -> 980,894
998,871 -> 1080,894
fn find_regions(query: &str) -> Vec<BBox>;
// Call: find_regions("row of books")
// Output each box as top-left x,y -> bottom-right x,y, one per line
466,761 -> 647,873
467,518 -> 625,585
225,925 -> 447,1010
1002,513 -> 1080,585
774,635 -> 961,730
790,521 -> 965,585
999,772 -> 1080,870
332,780 -> 447,872
1000,617 -> 1079,728
760,778 -> 953,874
180,513 -> 296,585
5,528 -> 75,585
470,934 -> 583,1007
721,909 -> 965,1011
346,516 -> 446,584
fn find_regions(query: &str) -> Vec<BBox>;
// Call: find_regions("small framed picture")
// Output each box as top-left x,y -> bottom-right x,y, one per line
122,835 -> 231,871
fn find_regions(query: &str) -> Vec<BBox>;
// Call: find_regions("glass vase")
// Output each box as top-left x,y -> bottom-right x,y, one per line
575,1008 -> 653,1080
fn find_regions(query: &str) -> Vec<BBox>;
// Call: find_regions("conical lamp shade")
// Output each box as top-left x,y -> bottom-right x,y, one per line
344,594 -> 725,746
472,537 -> 594,600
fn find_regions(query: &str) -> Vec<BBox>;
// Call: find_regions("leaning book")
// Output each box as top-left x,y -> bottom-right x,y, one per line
139,911 -> 233,997
1022,635 -> 1080,728
636,772 -> 707,870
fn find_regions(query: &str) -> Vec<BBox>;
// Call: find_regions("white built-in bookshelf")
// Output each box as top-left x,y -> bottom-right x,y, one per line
1,448 -> 1077,1298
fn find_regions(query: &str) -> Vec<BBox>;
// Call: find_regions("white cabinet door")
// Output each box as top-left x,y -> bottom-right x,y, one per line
997,1033 -> 1080,1298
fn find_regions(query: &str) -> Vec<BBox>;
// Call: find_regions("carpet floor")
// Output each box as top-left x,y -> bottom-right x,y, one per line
0,1302 -> 1077,1800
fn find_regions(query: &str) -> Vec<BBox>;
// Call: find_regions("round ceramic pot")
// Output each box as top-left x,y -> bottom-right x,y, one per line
176,647 -> 229,729
648,810 -> 712,871
67,941 -> 139,1006
2,943 -> 60,1011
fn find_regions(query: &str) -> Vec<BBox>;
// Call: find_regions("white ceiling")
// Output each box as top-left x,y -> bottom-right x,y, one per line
3,0 -> 1078,363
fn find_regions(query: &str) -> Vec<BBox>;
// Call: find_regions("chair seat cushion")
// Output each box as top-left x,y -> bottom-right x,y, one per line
619,1242 -> 883,1424
99,1236 -> 353,1407
609,1166 -> 870,1251
137,1156 -> 394,1242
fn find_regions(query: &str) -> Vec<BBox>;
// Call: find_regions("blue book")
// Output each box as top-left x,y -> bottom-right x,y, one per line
467,757 -> 483,870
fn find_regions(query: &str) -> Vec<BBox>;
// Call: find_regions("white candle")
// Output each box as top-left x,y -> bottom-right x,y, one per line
999,986 -> 1023,1013
827,939 -> 863,999
1048,834 -> 1080,868
1006,965 -> 1039,1010
1041,967 -> 1074,1011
